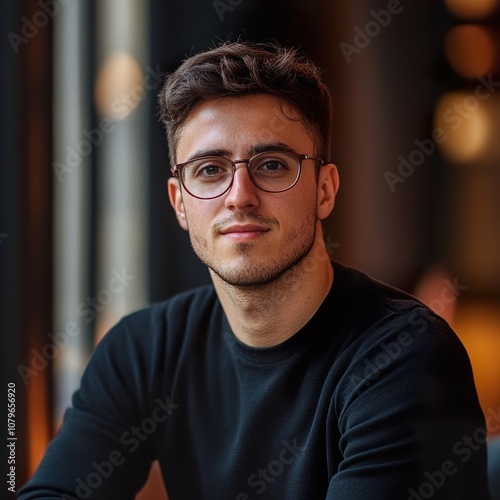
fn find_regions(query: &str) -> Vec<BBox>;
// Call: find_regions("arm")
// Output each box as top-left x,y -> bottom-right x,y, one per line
18,318 -> 159,499
327,310 -> 491,499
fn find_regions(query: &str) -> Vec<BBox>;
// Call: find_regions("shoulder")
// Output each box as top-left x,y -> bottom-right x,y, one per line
327,265 -> 488,498
330,262 -> 474,401
97,284 -> 218,348
73,285 -> 218,413
333,260 -> 428,316
332,260 -> 464,348
83,285 -> 218,383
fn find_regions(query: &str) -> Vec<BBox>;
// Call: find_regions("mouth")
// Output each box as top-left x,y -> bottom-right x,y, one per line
219,224 -> 270,241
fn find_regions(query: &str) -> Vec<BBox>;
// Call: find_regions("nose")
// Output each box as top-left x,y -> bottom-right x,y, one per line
223,163 -> 260,211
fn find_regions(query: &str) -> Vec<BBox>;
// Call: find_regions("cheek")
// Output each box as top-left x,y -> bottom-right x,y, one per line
183,200 -> 217,231
273,197 -> 315,239
283,186 -> 317,218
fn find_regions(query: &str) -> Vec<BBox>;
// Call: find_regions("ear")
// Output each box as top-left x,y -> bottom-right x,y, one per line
167,177 -> 188,231
317,163 -> 340,220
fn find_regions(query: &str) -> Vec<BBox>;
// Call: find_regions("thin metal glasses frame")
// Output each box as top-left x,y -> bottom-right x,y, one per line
170,151 -> 324,200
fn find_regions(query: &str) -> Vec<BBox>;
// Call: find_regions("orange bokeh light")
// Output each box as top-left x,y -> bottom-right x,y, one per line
453,301 -> 500,428
94,52 -> 144,120
445,24 -> 497,79
444,0 -> 498,19
434,91 -> 492,163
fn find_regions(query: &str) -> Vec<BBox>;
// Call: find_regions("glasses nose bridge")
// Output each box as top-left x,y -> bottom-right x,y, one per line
226,157 -> 257,193
232,158 -> 252,170
230,158 -> 254,179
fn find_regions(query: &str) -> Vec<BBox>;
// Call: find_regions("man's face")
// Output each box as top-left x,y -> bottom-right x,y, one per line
168,94 -> 331,287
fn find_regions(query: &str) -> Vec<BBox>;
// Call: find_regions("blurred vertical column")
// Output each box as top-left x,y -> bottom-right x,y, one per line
52,0 -> 93,427
326,0 -> 436,287
433,0 -> 500,416
93,0 -> 149,342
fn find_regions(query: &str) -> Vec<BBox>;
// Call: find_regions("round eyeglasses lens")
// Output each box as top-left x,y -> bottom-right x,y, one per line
181,157 -> 234,199
247,152 -> 300,192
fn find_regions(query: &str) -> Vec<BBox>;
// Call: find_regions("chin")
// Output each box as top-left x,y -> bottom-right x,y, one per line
209,251 -> 313,288
212,269 -> 284,288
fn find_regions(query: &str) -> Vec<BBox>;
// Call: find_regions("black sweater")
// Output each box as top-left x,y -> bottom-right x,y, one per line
18,262 -> 491,499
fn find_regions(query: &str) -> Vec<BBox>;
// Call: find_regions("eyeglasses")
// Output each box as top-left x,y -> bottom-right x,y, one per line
171,150 -> 324,200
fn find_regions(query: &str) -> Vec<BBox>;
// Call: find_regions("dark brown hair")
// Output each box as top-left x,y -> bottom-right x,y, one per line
158,40 -> 333,164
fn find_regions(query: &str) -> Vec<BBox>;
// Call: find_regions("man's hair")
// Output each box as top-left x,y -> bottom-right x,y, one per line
158,40 -> 333,165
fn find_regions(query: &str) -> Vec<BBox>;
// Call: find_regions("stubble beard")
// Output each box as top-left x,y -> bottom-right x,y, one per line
188,208 -> 318,288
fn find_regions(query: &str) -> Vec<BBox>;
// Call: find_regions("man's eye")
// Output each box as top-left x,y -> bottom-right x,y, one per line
258,159 -> 288,172
200,165 -> 221,176
192,162 -> 230,179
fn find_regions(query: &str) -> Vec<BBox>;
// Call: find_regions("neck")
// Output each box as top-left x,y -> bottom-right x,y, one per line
211,239 -> 334,347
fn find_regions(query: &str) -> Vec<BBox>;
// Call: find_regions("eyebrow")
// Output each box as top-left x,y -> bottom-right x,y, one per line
187,142 -> 298,162
187,148 -> 231,161
248,142 -> 298,156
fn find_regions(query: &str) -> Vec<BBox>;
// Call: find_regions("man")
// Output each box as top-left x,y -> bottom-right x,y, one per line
19,41 -> 490,499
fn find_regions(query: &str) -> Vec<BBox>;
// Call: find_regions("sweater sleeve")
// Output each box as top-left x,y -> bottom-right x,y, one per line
326,307 -> 491,500
17,315 -> 161,500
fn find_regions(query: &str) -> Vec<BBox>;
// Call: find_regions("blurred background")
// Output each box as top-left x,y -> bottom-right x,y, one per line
1,0 -> 499,497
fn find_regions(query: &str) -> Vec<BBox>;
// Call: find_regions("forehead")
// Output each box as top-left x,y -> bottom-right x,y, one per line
175,94 -> 314,161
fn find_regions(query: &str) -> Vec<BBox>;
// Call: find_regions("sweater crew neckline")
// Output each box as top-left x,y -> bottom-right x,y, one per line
221,261 -> 344,364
